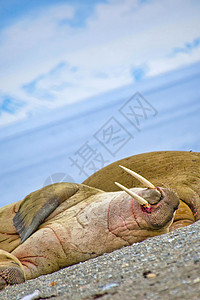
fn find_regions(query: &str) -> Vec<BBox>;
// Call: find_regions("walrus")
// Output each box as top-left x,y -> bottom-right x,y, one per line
84,151 -> 200,231
0,151 -> 199,290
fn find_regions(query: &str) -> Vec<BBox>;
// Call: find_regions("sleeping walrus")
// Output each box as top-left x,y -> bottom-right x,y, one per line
0,151 -> 199,290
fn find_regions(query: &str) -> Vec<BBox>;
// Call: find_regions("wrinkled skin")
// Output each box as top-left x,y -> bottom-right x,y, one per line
84,151 -> 200,230
0,151 -> 199,290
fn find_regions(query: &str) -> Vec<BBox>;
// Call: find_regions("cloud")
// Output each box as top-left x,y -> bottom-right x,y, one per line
148,44 -> 200,77
0,94 -> 25,114
22,62 -> 74,101
0,92 -> 27,126
0,0 -> 200,126
169,37 -> 200,56
131,65 -> 148,82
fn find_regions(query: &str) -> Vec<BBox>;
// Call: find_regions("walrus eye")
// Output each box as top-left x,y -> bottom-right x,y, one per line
115,181 -> 150,207
119,165 -> 156,189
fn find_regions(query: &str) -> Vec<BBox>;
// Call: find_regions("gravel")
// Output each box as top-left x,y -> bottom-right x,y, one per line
1,221 -> 200,300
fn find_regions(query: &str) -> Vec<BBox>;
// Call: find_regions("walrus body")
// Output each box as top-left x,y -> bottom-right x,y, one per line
0,151 -> 199,289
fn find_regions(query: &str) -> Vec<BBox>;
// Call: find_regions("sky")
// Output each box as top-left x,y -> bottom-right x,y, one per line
0,0 -> 200,127
0,0 -> 200,206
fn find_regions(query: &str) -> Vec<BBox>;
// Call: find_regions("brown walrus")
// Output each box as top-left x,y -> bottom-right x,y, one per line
0,151 -> 199,290
84,151 -> 200,231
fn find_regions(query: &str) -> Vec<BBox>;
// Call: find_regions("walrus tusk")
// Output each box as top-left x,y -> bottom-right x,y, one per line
119,165 -> 155,189
115,182 -> 149,207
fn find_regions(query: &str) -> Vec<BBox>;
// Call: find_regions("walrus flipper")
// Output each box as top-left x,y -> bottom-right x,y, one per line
13,182 -> 80,243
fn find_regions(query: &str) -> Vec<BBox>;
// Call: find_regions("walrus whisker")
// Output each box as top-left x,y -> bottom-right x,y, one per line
119,165 -> 155,189
115,182 -> 149,207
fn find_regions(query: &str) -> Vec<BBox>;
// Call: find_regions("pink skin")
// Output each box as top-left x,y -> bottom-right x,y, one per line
0,185 -> 179,284
107,187 -> 179,245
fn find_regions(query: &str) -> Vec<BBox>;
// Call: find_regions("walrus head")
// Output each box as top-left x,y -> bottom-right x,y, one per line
108,165 -> 180,244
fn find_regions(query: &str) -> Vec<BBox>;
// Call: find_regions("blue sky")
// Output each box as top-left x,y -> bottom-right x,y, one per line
0,0 -> 106,28
0,0 -> 200,206
0,0 -> 200,127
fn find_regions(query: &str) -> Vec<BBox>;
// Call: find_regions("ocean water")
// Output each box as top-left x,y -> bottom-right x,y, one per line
0,62 -> 200,207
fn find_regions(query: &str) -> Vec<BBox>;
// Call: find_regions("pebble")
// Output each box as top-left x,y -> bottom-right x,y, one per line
20,290 -> 41,300
101,283 -> 119,292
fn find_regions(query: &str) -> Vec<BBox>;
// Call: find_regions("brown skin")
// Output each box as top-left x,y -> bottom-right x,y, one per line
0,182 -> 179,290
83,151 -> 200,230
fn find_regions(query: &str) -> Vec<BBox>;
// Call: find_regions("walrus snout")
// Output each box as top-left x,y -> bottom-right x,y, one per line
137,187 -> 179,208
114,166 -> 180,230
138,187 -> 180,229
137,188 -> 161,205
159,187 -> 180,212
